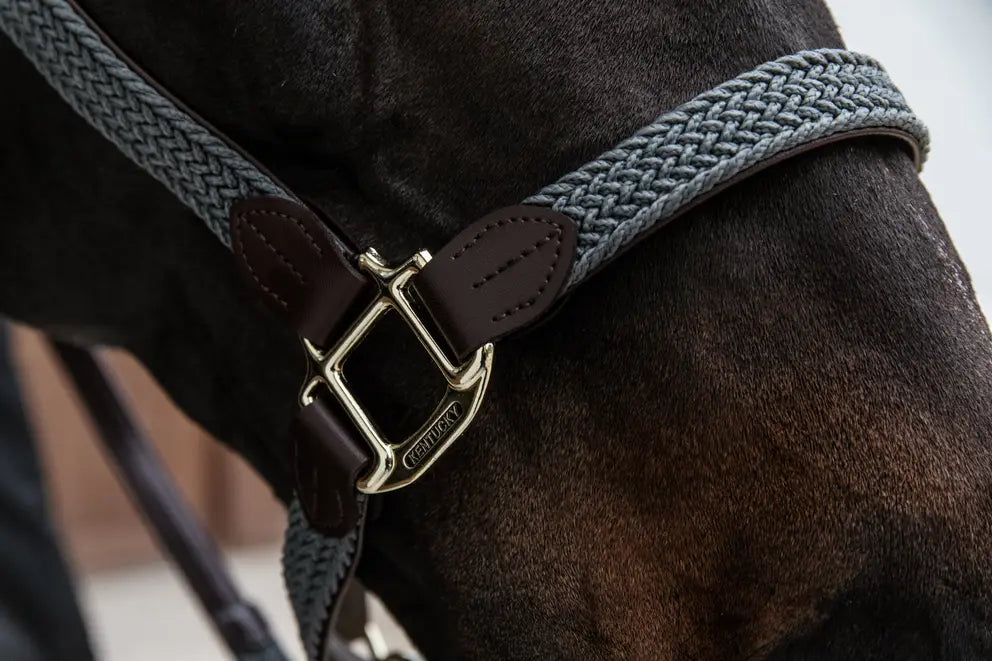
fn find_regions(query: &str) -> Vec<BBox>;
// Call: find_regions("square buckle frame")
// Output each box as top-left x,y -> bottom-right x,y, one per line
300,249 -> 494,493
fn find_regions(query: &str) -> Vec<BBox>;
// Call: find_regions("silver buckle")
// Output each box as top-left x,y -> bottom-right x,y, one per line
300,249 -> 493,493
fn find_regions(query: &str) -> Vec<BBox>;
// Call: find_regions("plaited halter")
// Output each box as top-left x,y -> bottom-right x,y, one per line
0,0 -> 929,658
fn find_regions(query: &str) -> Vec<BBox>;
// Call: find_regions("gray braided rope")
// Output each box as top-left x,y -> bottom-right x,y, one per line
282,497 -> 363,661
0,1 -> 357,657
0,0 -> 288,247
524,49 -> 929,288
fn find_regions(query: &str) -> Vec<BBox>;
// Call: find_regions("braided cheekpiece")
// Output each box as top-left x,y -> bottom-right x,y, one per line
0,0 -> 288,246
525,49 -> 929,288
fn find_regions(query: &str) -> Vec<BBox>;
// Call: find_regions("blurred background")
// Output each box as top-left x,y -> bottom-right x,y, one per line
7,328 -> 301,661
3,1 -> 990,660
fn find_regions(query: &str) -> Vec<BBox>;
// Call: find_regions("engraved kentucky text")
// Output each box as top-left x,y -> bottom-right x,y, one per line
403,401 -> 464,469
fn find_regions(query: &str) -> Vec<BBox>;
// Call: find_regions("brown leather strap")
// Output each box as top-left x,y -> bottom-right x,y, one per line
230,196 -> 378,535
291,397 -> 371,536
230,196 -> 375,347
230,198 -> 577,534
413,205 -> 578,360
231,198 -> 578,358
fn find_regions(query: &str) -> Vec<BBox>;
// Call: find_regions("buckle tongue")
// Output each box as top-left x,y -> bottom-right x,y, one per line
300,249 -> 493,493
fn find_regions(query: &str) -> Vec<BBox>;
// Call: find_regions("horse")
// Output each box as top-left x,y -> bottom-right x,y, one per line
2,0 -> 991,658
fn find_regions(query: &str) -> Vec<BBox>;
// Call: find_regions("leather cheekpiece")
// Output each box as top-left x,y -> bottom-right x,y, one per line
413,205 -> 577,360
230,196 -> 375,346
291,398 -> 370,537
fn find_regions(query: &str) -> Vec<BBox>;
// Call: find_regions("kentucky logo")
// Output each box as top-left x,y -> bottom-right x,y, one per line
403,401 -> 464,469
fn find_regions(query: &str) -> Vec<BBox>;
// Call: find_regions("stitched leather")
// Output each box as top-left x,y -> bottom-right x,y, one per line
412,205 -> 578,359
231,196 -> 376,537
230,197 -> 375,346
231,198 -> 578,360
228,199 -> 577,534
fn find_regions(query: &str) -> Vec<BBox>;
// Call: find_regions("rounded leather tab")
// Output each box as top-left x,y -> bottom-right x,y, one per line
291,397 -> 371,537
412,205 -> 577,359
230,196 -> 375,346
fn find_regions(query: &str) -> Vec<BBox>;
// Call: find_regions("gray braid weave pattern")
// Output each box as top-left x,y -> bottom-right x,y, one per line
0,0 -> 288,247
282,497 -> 363,661
525,49 -> 929,288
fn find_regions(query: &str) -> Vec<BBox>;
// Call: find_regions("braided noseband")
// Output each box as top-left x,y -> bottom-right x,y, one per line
0,0 -> 928,659
526,50 -> 928,287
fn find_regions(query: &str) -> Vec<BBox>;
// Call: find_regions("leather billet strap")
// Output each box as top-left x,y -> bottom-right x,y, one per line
229,203 -> 580,396
231,198 -> 578,360
230,197 -> 375,347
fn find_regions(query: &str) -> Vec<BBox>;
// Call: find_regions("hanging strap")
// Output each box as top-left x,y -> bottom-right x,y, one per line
50,341 -> 290,661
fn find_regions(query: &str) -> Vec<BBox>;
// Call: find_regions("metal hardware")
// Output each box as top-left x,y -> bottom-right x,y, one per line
301,249 -> 494,493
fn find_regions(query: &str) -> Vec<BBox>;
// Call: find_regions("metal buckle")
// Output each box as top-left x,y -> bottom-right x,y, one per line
300,249 -> 494,494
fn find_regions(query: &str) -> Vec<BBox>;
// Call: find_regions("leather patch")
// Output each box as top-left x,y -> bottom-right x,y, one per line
230,196 -> 375,346
413,205 -> 577,359
291,397 -> 371,537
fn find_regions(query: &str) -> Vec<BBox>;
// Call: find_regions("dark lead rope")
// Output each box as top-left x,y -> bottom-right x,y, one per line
0,0 -> 930,658
50,341 -> 291,661
0,1 -> 361,653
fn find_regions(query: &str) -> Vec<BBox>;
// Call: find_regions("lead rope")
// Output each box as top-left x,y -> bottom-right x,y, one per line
0,0 -> 930,659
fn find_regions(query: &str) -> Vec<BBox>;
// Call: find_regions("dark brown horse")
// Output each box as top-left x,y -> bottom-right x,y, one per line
2,0 -> 991,658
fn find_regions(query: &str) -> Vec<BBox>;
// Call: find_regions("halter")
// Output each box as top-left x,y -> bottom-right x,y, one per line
0,0 -> 929,658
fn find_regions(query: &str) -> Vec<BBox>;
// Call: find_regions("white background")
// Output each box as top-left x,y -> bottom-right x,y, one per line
829,0 -> 992,313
